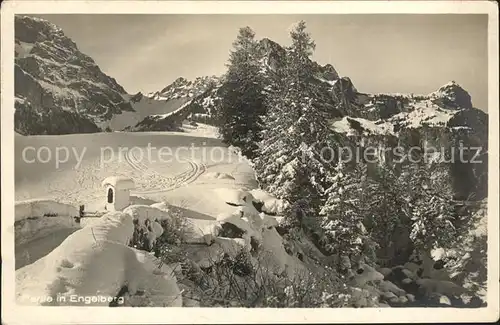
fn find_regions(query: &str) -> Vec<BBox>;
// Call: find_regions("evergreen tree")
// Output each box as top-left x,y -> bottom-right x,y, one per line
217,27 -> 266,159
319,162 -> 378,267
401,163 -> 460,254
255,21 -> 335,228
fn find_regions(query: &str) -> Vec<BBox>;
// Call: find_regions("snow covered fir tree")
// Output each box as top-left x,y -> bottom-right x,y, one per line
13,16 -> 489,309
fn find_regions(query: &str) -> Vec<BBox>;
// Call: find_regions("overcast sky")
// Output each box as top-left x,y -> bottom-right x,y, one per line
35,14 -> 488,110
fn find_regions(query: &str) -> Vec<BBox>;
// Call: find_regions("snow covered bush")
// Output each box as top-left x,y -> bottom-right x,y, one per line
181,246 -> 376,308
152,209 -> 190,265
126,204 -> 189,265
255,268 -> 379,308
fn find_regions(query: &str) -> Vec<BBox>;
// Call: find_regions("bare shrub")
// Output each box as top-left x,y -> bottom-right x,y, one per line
180,246 -> 377,308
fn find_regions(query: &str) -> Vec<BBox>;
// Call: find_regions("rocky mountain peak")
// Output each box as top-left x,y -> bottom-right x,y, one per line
430,80 -> 473,109
153,75 -> 220,101
321,63 -> 340,80
14,15 -> 134,135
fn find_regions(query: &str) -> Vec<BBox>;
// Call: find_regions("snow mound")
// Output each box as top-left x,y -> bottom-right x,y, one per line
184,242 -> 227,268
214,188 -> 254,206
210,189 -> 303,278
15,199 -> 78,221
250,189 -> 289,214
16,211 -> 181,306
184,218 -> 221,245
259,227 -> 306,277
124,249 -> 182,307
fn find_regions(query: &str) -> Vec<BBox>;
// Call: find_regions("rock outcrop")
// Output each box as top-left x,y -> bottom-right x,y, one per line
15,16 -> 135,135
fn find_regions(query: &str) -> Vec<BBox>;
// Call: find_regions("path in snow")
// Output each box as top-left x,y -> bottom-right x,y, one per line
124,148 -> 207,194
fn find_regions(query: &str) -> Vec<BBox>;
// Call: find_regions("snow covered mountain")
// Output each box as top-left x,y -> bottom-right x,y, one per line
133,75 -> 224,130
14,15 -> 136,135
147,76 -> 220,101
329,83 -> 488,200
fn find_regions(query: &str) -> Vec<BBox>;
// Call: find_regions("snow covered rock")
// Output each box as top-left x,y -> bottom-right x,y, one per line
250,189 -> 289,215
184,243 -> 226,268
213,237 -> 251,257
215,188 -> 254,206
184,218 -> 221,245
377,267 -> 392,277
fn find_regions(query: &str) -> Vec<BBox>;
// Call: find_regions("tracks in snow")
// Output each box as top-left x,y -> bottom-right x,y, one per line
125,148 -> 206,194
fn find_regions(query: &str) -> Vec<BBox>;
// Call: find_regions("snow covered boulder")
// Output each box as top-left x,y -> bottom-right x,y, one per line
377,267 -> 392,277
151,220 -> 164,238
250,189 -> 288,215
219,213 -> 262,245
213,237 -> 251,257
215,188 -> 254,206
15,199 -> 78,221
184,218 -> 221,245
184,243 -> 226,268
